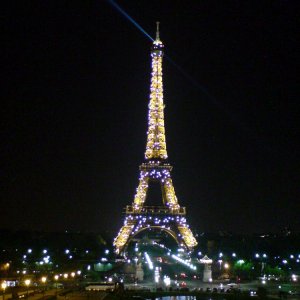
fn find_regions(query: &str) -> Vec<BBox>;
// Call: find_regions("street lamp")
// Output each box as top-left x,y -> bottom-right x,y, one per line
218,259 -> 223,270
209,277 -> 213,290
1,281 -> 7,300
24,280 -> 31,298
41,277 -> 47,297
54,275 -> 59,295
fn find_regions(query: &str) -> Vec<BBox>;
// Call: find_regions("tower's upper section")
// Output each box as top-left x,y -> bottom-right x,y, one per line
145,22 -> 168,161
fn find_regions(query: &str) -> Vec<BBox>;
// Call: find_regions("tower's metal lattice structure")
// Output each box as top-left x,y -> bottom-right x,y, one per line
114,23 -> 197,255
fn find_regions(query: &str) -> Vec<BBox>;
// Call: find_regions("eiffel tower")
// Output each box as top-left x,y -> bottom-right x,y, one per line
114,23 -> 197,255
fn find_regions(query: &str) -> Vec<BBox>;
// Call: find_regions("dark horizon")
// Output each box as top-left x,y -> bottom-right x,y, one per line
1,1 -> 299,235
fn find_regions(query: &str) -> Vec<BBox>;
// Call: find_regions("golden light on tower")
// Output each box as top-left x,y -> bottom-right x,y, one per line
145,22 -> 167,160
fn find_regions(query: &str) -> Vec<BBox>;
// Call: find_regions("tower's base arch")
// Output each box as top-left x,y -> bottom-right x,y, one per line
122,226 -> 180,255
114,209 -> 197,256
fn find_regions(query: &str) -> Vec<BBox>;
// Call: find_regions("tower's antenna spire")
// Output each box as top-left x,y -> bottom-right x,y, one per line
156,21 -> 160,41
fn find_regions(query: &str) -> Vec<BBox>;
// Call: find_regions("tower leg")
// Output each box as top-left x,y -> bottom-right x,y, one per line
113,225 -> 134,254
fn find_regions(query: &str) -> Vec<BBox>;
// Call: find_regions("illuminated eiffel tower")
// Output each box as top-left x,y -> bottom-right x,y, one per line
114,23 -> 197,255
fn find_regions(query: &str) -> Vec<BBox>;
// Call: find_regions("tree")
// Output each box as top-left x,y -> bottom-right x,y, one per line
264,265 -> 286,279
233,260 -> 255,280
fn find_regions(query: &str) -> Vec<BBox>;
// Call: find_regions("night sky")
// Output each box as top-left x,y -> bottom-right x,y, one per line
1,1 -> 299,236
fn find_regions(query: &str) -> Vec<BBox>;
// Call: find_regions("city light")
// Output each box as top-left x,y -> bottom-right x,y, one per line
163,275 -> 171,286
154,267 -> 160,283
1,281 -> 7,292
171,254 -> 197,270
24,279 -> 31,286
218,259 -> 223,270
43,256 -> 50,264
144,252 -> 154,270
41,277 -> 47,283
